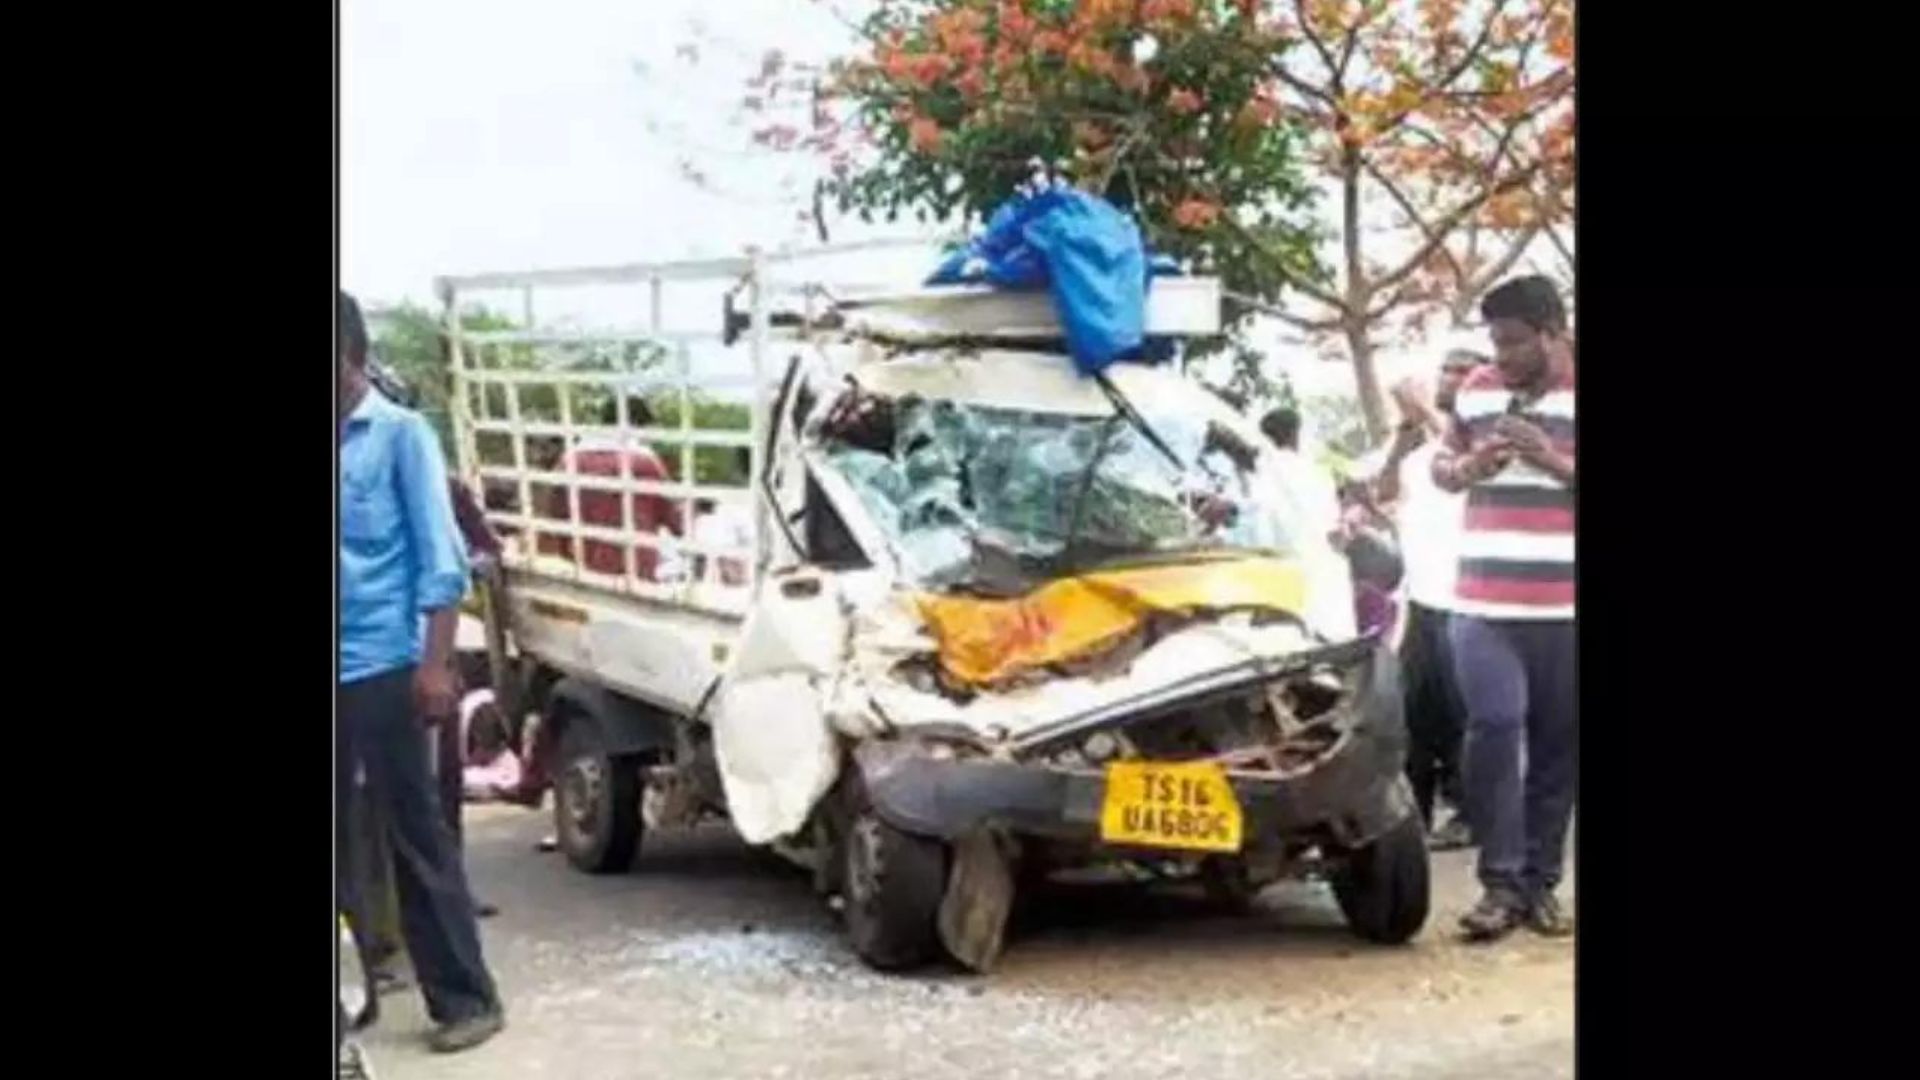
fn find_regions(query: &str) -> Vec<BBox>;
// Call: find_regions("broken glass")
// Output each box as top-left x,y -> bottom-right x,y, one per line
819,388 -> 1297,591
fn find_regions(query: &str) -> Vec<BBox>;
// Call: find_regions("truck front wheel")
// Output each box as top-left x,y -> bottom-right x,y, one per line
839,785 -> 948,971
553,718 -> 643,874
1331,811 -> 1430,944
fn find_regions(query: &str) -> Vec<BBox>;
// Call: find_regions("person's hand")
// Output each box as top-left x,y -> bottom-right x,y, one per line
1458,438 -> 1514,483
414,663 -> 459,726
1492,415 -> 1554,466
1386,419 -> 1427,460
1340,502 -> 1372,535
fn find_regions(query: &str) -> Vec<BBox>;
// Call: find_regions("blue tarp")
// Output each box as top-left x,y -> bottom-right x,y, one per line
927,188 -> 1177,376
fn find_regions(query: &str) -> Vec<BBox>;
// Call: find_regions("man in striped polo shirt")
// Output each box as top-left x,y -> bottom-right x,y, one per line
1433,276 -> 1576,942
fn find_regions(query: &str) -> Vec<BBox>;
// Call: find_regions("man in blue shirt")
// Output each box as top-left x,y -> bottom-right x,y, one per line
338,290 -> 504,1054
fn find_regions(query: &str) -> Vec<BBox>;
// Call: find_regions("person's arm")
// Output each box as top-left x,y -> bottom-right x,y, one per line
449,478 -> 502,560
1373,421 -> 1425,505
394,416 -> 470,722
1431,414 -> 1510,493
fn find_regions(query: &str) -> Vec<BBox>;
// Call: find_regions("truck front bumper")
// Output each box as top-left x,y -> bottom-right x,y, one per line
856,642 -> 1413,852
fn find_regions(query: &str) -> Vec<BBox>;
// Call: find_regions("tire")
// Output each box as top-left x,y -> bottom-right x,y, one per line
1331,812 -> 1430,944
839,783 -> 949,971
553,717 -> 644,874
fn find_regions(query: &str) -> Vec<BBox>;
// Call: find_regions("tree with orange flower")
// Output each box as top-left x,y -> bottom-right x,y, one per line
1255,0 -> 1574,438
797,0 -> 1327,390
720,2 -> 1571,439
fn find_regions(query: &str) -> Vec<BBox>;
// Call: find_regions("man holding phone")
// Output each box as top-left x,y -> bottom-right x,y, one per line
1432,276 -> 1576,943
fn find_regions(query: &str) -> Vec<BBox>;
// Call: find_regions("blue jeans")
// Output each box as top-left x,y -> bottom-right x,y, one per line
1449,616 -> 1576,900
338,667 -> 500,1025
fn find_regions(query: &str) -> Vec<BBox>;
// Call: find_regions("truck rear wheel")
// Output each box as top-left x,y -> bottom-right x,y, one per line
839,785 -> 948,971
1331,812 -> 1430,944
553,718 -> 643,874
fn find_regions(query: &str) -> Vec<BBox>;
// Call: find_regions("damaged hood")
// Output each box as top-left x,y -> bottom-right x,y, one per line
912,553 -> 1306,688
836,559 -> 1337,748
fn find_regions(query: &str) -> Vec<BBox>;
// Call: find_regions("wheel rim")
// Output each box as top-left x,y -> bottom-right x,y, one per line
559,755 -> 605,849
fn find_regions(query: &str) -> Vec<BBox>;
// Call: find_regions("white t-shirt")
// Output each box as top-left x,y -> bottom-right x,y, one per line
1265,448 -> 1341,542
1396,442 -> 1466,611
1262,447 -> 1356,641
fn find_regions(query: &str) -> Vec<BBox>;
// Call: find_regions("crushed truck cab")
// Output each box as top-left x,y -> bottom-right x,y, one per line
444,247 -> 1428,973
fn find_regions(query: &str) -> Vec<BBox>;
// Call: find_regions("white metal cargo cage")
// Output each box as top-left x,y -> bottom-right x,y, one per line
436,244 -> 1223,707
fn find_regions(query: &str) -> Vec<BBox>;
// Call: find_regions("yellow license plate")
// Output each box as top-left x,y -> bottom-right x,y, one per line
1098,760 -> 1244,853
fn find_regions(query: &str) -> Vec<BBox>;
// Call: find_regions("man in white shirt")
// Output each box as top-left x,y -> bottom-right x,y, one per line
1374,342 -> 1487,848
1258,405 -> 1357,642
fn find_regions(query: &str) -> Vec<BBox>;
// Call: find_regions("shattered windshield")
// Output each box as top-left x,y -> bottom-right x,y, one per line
818,386 -> 1297,593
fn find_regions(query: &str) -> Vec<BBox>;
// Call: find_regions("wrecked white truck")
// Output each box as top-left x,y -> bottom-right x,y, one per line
444,245 -> 1428,972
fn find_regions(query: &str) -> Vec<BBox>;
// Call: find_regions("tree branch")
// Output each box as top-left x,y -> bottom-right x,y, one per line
1274,66 -> 1339,109
1361,158 -> 1464,284
1222,215 -> 1348,314
1542,222 -> 1575,272
1223,289 -> 1345,333
1465,223 -> 1541,299
1336,1 -> 1382,84
1291,0 -> 1346,94
1371,158 -> 1542,296
1371,0 -> 1513,142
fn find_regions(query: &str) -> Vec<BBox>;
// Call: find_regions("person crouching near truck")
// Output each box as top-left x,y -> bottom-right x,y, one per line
339,290 -> 506,1053
1432,276 -> 1576,943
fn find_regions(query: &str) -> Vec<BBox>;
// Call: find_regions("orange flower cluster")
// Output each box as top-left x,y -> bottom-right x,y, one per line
909,116 -> 946,152
930,7 -> 989,66
1082,0 -> 1140,31
1068,41 -> 1120,78
878,47 -> 957,90
1479,188 -> 1537,229
997,1 -> 1036,41
1172,198 -> 1221,230
1031,29 -> 1070,56
1142,0 -> 1197,30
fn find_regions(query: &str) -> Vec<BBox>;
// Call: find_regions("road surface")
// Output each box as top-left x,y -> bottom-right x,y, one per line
355,804 -> 1574,1079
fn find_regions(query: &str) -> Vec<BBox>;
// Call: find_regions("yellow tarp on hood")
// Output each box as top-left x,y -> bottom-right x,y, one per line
914,555 -> 1307,688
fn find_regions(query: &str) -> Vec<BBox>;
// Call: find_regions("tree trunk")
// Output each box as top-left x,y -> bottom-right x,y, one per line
1346,318 -> 1389,446
1340,149 -> 1389,445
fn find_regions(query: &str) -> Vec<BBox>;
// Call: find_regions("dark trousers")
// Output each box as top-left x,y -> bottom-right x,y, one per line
338,666 -> 499,1025
437,714 -> 464,845
1449,616 -> 1577,900
346,775 -> 402,968
1401,602 -> 1467,827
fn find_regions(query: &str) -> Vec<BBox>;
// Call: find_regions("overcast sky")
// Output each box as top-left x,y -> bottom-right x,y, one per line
342,0 -> 871,307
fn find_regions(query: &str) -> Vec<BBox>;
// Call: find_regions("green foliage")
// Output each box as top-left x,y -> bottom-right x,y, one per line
647,397 -> 755,488
373,302 -> 516,455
